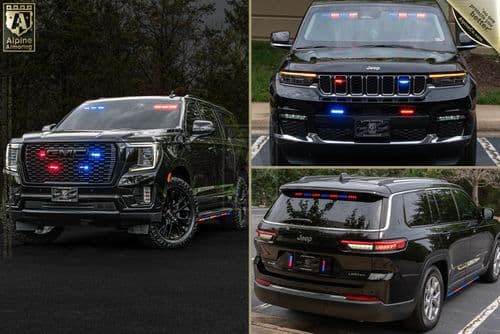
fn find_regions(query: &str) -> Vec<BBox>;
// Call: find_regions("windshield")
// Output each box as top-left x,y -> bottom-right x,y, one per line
294,4 -> 455,52
56,98 -> 182,131
264,191 -> 383,230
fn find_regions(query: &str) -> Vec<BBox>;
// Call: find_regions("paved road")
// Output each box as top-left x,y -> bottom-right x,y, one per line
252,135 -> 500,166
251,208 -> 500,334
0,224 -> 248,334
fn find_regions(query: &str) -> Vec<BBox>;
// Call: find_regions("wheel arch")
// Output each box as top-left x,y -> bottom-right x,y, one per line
419,252 -> 450,297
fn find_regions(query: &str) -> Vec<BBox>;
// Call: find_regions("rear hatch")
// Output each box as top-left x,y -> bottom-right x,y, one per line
255,189 -> 390,288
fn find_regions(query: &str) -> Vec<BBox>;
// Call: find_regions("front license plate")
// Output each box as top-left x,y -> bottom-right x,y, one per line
355,120 -> 390,138
295,254 -> 321,272
51,187 -> 78,202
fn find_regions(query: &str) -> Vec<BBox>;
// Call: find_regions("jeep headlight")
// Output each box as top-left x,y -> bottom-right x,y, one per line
279,71 -> 317,86
429,72 -> 466,87
5,143 -> 19,173
126,143 -> 159,172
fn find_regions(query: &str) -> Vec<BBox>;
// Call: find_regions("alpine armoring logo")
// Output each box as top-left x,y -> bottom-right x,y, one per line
3,3 -> 35,52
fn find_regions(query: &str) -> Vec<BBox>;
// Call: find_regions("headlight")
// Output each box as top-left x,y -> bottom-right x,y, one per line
126,143 -> 159,172
429,72 -> 466,87
5,143 -> 20,172
279,71 -> 317,86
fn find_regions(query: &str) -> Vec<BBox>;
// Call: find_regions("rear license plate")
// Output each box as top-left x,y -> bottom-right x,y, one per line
355,120 -> 390,138
295,254 -> 321,272
51,187 -> 78,202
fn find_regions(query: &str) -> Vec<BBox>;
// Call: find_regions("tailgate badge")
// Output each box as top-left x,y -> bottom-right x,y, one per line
297,235 -> 312,243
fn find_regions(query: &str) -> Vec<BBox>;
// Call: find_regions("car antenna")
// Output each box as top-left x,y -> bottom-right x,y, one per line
339,173 -> 351,183
169,91 -> 176,98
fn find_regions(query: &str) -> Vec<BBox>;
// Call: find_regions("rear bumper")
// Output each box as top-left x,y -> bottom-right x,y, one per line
254,281 -> 415,323
274,134 -> 472,165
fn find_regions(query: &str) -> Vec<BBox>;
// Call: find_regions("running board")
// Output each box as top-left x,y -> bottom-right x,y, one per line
197,208 -> 233,223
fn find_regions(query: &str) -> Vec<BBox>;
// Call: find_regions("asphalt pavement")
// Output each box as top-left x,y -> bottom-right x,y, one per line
251,208 -> 500,334
0,223 -> 248,334
252,135 -> 500,166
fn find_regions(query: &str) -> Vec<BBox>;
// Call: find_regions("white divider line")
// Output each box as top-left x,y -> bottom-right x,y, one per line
254,303 -> 272,312
252,135 -> 269,160
457,296 -> 500,334
478,137 -> 500,166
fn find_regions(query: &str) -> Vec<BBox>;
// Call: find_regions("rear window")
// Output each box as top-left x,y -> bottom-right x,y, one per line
264,191 -> 383,230
56,99 -> 182,131
403,191 -> 434,226
432,189 -> 459,223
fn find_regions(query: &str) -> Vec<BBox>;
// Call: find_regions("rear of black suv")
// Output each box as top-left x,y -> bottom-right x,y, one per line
254,176 -> 500,331
269,1 -> 478,165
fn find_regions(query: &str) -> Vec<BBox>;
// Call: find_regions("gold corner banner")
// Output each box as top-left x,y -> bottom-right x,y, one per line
447,0 -> 499,52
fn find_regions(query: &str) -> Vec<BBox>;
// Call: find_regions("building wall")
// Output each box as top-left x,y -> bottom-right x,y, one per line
251,0 -> 453,40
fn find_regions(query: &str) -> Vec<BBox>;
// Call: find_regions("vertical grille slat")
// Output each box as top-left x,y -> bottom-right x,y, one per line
318,75 -> 427,96
23,143 -> 117,185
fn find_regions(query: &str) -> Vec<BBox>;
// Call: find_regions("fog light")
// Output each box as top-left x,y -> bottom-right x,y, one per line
400,108 -> 415,116
143,186 -> 152,204
438,115 -> 465,122
280,113 -> 307,121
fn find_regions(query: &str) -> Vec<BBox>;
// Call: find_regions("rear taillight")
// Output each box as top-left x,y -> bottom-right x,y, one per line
344,294 -> 381,302
255,278 -> 272,286
256,229 -> 277,241
340,239 -> 407,252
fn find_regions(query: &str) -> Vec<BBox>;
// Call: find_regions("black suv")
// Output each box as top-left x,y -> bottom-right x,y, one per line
254,175 -> 500,331
4,95 -> 248,248
268,1 -> 478,165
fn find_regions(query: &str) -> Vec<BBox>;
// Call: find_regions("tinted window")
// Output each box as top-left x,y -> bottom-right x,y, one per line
433,189 -> 459,223
218,109 -> 240,140
185,101 -> 221,138
453,190 -> 479,221
426,191 -> 440,223
295,4 -> 455,52
391,194 -> 405,226
403,191 -> 433,226
56,99 -> 182,131
265,192 -> 383,230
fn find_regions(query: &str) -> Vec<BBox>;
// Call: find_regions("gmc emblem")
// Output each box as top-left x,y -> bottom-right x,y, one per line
47,148 -> 87,158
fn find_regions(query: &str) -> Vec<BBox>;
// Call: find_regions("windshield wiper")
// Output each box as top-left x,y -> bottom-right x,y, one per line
295,45 -> 335,50
356,44 -> 438,52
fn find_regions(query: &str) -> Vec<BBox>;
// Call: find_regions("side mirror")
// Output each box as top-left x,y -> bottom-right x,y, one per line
271,31 -> 292,50
42,124 -> 56,132
457,32 -> 478,51
192,120 -> 214,136
482,208 -> 494,220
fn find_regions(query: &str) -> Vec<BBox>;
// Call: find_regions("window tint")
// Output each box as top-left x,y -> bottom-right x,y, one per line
403,191 -> 433,226
185,101 -> 221,138
217,109 -> 240,140
453,190 -> 479,221
391,194 -> 405,226
264,192 -> 383,230
433,189 -> 459,223
426,191 -> 440,223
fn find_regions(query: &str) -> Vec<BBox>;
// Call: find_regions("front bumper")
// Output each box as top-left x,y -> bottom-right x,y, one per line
274,133 -> 473,165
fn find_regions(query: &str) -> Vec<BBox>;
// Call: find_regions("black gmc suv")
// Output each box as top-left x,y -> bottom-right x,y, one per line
3,95 -> 248,248
268,1 -> 478,165
254,175 -> 500,331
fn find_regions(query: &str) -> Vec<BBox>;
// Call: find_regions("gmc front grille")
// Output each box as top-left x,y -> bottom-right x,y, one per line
23,143 -> 117,184
318,74 -> 427,97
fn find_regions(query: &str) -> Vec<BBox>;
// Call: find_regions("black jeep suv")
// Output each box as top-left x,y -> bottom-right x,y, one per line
268,1 -> 478,165
3,95 -> 248,248
254,175 -> 500,331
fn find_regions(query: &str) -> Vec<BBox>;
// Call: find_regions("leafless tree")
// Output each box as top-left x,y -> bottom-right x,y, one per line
451,169 -> 498,205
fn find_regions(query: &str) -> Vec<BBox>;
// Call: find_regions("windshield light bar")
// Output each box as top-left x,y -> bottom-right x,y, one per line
293,192 -> 358,200
153,103 -> 179,111
429,72 -> 466,79
279,71 -> 317,78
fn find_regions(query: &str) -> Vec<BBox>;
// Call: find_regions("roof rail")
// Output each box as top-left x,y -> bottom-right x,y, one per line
339,173 -> 352,183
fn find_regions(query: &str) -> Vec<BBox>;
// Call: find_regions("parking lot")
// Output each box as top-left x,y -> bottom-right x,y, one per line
251,208 -> 500,334
0,223 -> 248,334
252,136 -> 500,166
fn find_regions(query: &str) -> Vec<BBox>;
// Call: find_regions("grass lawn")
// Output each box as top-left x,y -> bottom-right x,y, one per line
252,40 -> 287,102
478,90 -> 500,105
252,39 -> 500,105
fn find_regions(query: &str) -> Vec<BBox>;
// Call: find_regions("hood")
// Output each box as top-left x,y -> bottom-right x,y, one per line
282,48 -> 461,74
19,128 -> 180,143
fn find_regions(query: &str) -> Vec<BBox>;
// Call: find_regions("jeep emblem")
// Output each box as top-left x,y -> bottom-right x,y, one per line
296,235 -> 312,243
366,66 -> 381,71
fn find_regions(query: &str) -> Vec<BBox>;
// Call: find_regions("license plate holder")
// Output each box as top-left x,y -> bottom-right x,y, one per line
295,254 -> 321,272
51,187 -> 78,203
355,120 -> 390,138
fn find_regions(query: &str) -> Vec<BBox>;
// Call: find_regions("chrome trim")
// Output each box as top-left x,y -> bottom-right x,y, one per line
318,75 -> 332,94
275,133 -> 472,145
413,75 -> 427,96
